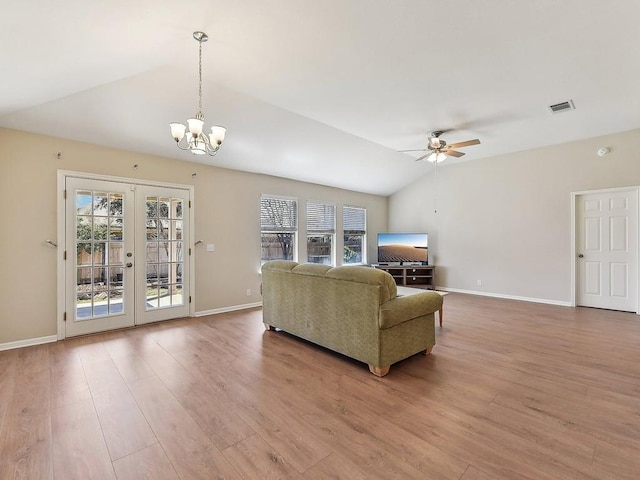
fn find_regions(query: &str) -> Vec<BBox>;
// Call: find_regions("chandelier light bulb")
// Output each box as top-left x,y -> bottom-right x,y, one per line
170,123 -> 186,142
210,125 -> 227,144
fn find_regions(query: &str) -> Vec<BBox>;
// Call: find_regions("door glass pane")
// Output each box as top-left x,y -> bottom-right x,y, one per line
109,243 -> 123,264
146,195 -> 184,310
93,217 -> 107,240
159,220 -> 170,240
146,242 -> 159,263
172,220 -> 183,240
109,193 -> 123,216
77,216 -> 92,240
109,218 -> 123,240
173,199 -> 183,219
93,193 -> 108,215
75,189 -> 127,321
159,198 -> 170,218
146,224 -> 158,240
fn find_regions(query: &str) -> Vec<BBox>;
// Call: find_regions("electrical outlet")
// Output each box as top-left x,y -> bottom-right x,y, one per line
476,279 -> 482,286
246,289 -> 251,296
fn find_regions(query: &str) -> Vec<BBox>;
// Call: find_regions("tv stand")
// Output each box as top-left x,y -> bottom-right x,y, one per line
372,264 -> 435,290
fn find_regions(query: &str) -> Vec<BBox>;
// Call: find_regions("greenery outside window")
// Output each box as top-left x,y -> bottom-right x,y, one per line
261,195 -> 297,264
307,201 -> 335,265
343,205 -> 366,265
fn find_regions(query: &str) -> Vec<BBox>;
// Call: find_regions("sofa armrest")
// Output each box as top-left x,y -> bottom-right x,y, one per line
379,292 -> 443,329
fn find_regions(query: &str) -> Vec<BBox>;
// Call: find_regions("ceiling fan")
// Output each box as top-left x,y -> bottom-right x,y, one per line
400,130 -> 481,163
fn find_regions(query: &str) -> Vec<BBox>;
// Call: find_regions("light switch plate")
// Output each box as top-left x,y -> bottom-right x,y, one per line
206,244 -> 215,252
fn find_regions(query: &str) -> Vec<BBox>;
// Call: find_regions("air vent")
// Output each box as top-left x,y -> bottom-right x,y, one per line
548,100 -> 575,114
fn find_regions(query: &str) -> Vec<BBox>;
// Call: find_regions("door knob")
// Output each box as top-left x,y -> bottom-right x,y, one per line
126,262 -> 133,268
578,254 -> 584,258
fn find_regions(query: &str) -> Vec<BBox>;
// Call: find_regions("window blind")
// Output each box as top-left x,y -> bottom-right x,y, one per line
260,196 -> 297,231
343,206 -> 366,233
307,202 -> 335,233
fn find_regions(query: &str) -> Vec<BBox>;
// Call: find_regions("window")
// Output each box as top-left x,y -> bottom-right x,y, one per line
260,195 -> 297,264
343,205 -> 366,264
307,201 -> 335,265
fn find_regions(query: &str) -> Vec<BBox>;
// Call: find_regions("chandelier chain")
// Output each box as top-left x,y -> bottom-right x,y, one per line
198,39 -> 203,116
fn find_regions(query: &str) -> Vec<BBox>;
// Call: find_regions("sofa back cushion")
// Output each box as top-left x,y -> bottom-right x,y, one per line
262,261 -> 397,304
325,266 -> 397,304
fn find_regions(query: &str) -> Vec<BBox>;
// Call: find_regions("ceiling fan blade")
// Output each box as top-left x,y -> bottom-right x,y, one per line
447,139 -> 480,149
398,149 -> 427,153
445,150 -> 465,158
415,153 -> 431,162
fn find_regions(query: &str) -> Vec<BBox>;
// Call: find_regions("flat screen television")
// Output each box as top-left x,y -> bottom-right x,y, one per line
377,233 -> 428,265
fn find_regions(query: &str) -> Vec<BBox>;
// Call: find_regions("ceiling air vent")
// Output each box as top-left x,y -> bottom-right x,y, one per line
548,100 -> 575,114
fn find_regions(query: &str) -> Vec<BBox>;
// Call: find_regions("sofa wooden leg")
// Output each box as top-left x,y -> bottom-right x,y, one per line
421,346 -> 433,355
368,365 -> 390,377
264,323 -> 275,331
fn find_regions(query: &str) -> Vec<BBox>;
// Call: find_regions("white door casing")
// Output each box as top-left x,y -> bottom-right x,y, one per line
575,188 -> 638,312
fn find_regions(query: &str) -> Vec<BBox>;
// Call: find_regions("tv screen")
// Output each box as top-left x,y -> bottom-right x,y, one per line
377,233 -> 428,264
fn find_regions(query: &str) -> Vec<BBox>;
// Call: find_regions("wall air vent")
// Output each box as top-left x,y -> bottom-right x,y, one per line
548,100 -> 575,114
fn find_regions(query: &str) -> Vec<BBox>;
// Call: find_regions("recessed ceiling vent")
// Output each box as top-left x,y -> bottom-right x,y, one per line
548,99 -> 575,114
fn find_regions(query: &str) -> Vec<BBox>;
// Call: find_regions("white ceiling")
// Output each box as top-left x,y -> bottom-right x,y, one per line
2,0 -> 639,196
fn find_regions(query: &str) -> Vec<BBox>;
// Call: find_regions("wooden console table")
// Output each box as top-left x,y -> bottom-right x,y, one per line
372,264 -> 435,290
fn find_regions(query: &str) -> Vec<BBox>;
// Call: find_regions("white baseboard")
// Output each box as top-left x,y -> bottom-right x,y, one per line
0,334 -> 58,352
195,301 -> 263,317
438,286 -> 572,307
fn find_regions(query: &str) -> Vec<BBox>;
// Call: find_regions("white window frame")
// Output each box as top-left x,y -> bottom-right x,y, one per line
306,201 -> 336,266
343,205 -> 367,265
260,195 -> 298,264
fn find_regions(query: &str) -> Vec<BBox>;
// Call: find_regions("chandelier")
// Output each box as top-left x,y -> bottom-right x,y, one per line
169,31 -> 226,156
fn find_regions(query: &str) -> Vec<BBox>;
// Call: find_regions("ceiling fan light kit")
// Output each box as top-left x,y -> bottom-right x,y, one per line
169,31 -> 226,156
400,130 -> 480,164
427,152 -> 447,163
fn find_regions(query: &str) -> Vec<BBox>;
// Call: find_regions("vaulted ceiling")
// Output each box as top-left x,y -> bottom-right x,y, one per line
2,0 -> 639,195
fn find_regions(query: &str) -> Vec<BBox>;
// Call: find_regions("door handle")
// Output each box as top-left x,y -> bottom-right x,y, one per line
126,262 -> 133,268
578,254 -> 584,258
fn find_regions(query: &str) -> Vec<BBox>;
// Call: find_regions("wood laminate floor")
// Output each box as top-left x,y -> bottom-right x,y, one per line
1,293 -> 639,479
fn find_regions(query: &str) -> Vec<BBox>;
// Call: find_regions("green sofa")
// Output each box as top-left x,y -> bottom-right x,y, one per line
261,260 -> 443,376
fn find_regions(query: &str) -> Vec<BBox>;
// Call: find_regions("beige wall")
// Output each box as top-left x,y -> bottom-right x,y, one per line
0,128 -> 387,344
389,128 -> 640,303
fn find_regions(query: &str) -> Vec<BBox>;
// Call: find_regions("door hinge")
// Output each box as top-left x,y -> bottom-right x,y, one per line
189,200 -> 191,208
63,189 -> 67,199
63,312 -> 67,322
189,247 -> 192,256
63,251 -> 67,260
189,296 -> 192,304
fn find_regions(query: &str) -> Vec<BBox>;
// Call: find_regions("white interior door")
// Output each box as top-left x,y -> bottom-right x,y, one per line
64,177 -> 191,337
576,188 -> 638,312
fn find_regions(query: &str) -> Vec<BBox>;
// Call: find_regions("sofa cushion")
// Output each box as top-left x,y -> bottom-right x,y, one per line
262,260 -> 298,272
292,263 -> 332,276
325,266 -> 397,304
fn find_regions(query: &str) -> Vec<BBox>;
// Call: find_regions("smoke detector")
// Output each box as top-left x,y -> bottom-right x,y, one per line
597,147 -> 610,157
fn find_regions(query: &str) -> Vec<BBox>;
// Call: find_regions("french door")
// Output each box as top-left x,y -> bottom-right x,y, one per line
64,176 -> 191,337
